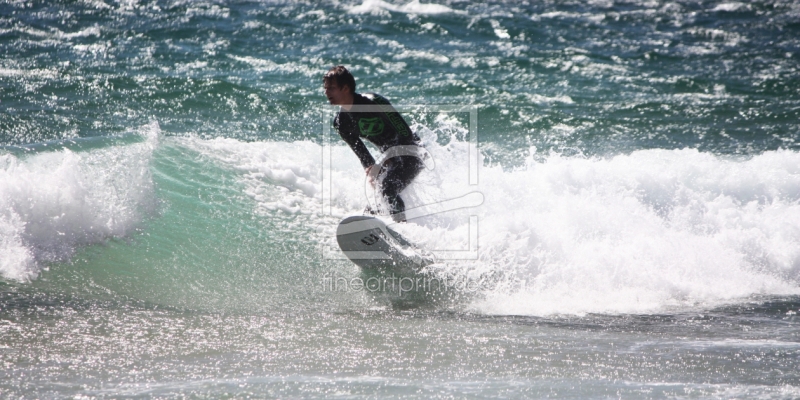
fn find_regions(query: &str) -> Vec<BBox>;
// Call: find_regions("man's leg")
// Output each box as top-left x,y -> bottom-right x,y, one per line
378,156 -> 423,222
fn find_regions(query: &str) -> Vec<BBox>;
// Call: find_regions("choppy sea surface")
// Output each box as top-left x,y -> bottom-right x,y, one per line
2,0 -> 799,398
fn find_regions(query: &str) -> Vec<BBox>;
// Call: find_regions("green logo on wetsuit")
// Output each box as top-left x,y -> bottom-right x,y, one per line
358,117 -> 385,137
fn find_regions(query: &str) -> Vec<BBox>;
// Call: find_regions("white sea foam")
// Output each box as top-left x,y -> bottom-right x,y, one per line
532,11 -> 606,24
0,123 -> 159,282
471,148 -> 800,316
367,36 -> 451,64
0,68 -> 59,80
186,4 -> 230,19
489,20 -> 510,40
228,55 -> 318,77
174,125 -> 800,316
349,0 -> 458,16
59,26 -> 102,39
394,49 -> 450,64
711,2 -> 749,12
173,137 -> 327,216
685,27 -> 747,47
14,25 -> 101,41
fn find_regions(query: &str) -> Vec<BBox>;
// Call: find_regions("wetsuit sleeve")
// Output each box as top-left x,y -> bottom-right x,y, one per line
342,133 -> 376,170
335,114 -> 375,169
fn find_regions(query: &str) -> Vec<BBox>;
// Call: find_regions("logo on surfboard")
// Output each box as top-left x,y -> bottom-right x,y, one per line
361,233 -> 381,245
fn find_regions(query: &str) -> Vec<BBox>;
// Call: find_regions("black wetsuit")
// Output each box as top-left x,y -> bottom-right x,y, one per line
333,92 -> 423,221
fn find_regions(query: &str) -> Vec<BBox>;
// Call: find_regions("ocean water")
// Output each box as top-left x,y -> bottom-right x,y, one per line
2,0 -> 800,398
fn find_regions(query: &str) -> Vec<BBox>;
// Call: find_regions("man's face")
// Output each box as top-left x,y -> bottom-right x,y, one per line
323,80 -> 349,105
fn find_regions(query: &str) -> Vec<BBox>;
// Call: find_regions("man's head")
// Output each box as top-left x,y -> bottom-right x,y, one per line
323,65 -> 356,106
323,65 -> 356,94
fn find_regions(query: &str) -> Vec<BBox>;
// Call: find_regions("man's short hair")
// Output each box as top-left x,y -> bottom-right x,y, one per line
323,65 -> 356,94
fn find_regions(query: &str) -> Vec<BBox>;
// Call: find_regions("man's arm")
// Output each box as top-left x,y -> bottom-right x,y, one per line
335,112 -> 376,170
344,135 -> 376,170
346,137 -> 377,187
337,122 -> 375,171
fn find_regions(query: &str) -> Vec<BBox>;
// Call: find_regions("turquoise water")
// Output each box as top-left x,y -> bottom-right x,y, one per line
2,0 -> 800,398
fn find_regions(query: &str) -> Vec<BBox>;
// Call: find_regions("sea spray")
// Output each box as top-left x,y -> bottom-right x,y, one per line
173,130 -> 800,315
0,123 -> 159,281
471,148 -> 800,315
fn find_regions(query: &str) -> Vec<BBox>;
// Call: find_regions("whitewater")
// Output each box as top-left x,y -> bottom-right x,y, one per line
2,0 -> 799,398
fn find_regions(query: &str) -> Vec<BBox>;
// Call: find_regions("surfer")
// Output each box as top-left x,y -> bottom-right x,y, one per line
323,65 -> 424,222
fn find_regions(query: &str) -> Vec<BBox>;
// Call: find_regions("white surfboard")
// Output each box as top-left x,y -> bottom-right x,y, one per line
336,215 -> 433,274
